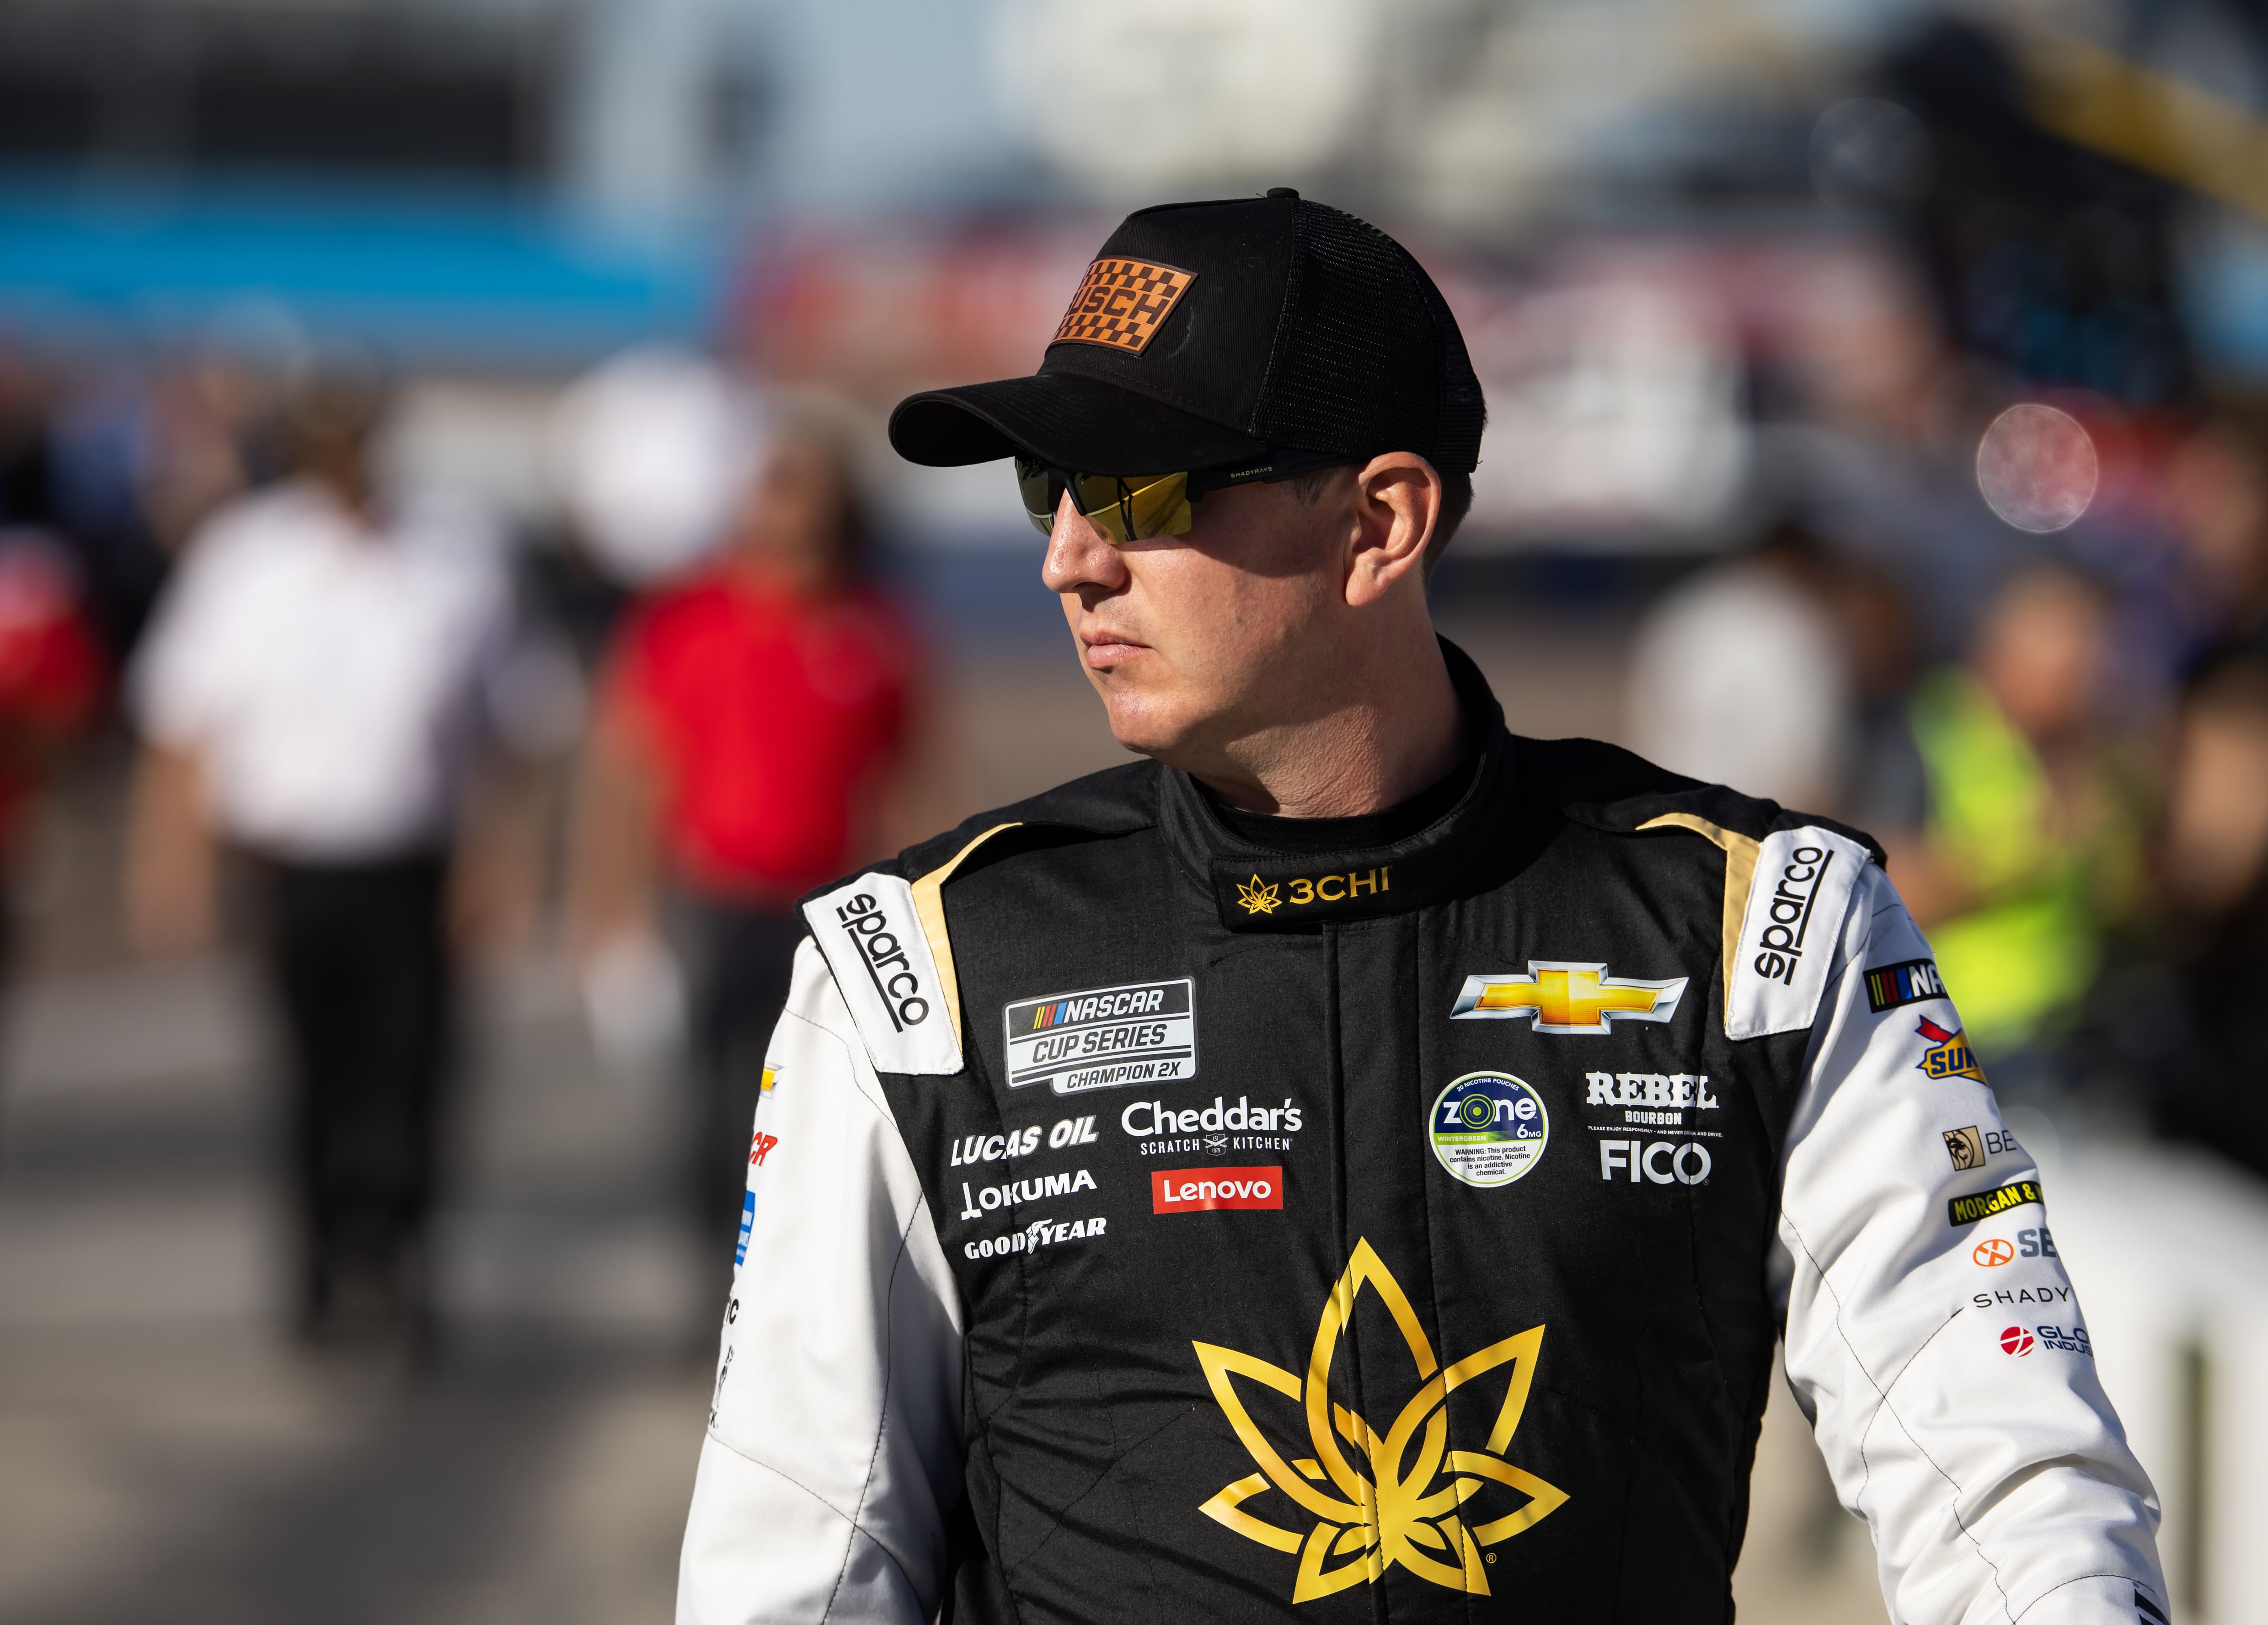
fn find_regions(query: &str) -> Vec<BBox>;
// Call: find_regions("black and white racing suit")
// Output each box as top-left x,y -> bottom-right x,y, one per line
679,642 -> 2166,1625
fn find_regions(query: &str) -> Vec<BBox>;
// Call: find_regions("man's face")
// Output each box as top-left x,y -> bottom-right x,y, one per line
1041,476 -> 1353,764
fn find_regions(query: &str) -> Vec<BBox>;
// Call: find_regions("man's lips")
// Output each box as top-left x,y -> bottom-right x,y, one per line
1079,630 -> 1150,668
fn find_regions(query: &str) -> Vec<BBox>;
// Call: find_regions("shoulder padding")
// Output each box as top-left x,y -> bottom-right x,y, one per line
1523,736 -> 1883,1042
795,761 -> 1165,1079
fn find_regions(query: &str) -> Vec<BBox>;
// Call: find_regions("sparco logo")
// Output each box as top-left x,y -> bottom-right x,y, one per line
1754,844 -> 1835,986
832,892 -> 929,1030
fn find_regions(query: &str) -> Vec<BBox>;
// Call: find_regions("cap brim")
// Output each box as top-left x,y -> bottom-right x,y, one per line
888,372 -> 1267,475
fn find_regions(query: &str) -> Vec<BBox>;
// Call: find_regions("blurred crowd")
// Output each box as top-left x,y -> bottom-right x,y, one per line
1627,341 -> 2268,1167
0,342 -> 951,1348
7,256 -> 2268,1351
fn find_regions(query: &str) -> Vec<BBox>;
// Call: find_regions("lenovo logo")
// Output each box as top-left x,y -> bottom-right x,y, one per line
1151,1165 -> 1284,1214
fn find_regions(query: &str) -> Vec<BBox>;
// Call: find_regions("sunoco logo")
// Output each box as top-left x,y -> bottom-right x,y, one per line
831,892 -> 929,1030
1002,978 -> 1197,1095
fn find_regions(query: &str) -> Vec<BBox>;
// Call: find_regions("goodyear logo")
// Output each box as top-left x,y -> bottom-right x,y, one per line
1948,1178 -> 2043,1228
1193,1240 -> 1565,1601
1450,962 -> 1687,1035
1053,258 -> 1197,353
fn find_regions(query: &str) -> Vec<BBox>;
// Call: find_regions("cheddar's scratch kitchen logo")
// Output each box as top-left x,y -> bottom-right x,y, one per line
1194,1240 -> 1567,1601
1449,962 -> 1687,1035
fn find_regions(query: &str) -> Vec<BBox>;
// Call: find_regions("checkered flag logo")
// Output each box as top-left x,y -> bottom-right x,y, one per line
1053,258 -> 1197,353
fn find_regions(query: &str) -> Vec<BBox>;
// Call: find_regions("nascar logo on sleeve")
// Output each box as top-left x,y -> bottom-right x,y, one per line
1864,957 -> 1944,1012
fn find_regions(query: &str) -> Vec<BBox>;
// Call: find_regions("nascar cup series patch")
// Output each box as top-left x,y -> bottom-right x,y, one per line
1429,1071 -> 1550,1188
1002,978 -> 1197,1095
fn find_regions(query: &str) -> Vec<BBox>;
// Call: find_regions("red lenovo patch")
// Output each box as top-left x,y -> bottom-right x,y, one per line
1152,1165 -> 1283,1214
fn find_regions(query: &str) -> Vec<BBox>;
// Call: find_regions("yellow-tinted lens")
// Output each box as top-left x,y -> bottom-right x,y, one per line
1068,471 -> 1193,542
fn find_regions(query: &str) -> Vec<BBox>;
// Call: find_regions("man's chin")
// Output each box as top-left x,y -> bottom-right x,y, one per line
1095,692 -> 1194,763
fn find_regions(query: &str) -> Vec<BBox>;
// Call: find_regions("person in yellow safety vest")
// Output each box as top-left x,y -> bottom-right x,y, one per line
1888,564 -> 2145,1059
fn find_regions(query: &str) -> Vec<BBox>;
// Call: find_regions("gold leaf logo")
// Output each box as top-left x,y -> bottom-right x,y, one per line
1236,875 -> 1281,916
1193,1239 -> 1567,1600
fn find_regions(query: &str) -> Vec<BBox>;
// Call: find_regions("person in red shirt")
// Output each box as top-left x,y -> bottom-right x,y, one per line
572,424 -> 943,1253
0,534 -> 102,868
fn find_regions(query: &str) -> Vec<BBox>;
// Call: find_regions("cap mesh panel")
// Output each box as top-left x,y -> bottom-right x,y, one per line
1254,203 -> 1484,473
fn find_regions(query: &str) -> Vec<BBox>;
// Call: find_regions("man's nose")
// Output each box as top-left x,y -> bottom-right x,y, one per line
1039,491 -> 1127,596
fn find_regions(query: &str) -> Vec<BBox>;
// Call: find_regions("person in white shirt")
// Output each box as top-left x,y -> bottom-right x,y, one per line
126,375 -> 546,1347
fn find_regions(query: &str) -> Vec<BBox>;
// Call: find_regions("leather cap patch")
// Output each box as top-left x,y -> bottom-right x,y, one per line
1053,259 -> 1197,353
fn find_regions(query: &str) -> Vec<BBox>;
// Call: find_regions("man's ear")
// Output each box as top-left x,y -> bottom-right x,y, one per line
1344,453 -> 1441,608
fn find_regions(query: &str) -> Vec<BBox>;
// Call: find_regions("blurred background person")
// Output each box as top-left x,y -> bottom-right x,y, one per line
122,372 -> 543,1350
1879,563 -> 2145,1077
0,530 -> 105,972
2143,420 -> 2268,1171
1623,520 -> 1856,811
569,418 -> 947,1266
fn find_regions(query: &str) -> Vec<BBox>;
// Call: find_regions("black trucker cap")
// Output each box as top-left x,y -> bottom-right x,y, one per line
888,189 -> 1485,477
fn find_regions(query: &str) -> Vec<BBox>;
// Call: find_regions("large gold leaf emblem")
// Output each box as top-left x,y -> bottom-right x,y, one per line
1193,1239 -> 1567,1600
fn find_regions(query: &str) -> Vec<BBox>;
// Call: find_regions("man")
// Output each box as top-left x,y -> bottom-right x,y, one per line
679,193 -> 2165,1623
127,374 -> 546,1347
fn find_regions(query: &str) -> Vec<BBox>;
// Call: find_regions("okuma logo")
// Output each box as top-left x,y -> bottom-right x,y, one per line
1193,1240 -> 1566,1601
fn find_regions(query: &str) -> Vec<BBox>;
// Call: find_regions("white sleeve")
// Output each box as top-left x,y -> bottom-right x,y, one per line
1774,863 -> 2167,1625
677,938 -> 966,1625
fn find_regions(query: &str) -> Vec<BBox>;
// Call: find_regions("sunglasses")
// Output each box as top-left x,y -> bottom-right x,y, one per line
1016,450 -> 1356,543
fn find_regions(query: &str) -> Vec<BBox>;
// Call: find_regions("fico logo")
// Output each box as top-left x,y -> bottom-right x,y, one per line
1152,1166 -> 1283,1214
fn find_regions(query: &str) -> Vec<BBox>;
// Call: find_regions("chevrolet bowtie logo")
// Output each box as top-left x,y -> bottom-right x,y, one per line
1194,1240 -> 1566,1601
1236,875 -> 1281,916
1448,962 -> 1688,1034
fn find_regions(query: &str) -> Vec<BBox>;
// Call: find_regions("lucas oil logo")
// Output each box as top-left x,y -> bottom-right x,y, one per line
1449,962 -> 1687,1034
1429,1072 -> 1550,1187
1003,978 -> 1197,1095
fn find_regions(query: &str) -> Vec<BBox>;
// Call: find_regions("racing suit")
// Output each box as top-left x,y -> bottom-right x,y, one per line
679,641 -> 2166,1625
